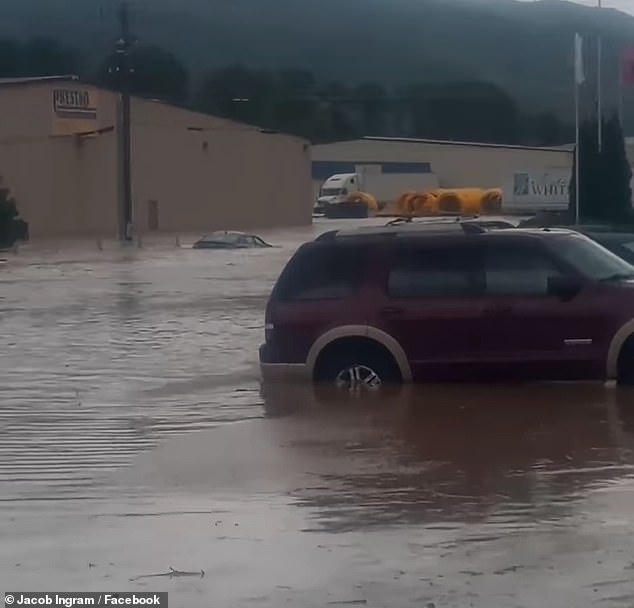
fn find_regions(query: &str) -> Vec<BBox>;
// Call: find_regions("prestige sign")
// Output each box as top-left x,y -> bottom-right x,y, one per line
51,87 -> 98,135
53,89 -> 97,119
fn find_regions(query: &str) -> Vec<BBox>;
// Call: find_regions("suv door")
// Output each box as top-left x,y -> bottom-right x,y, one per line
370,239 -> 486,381
477,238 -> 606,380
266,241 -> 369,364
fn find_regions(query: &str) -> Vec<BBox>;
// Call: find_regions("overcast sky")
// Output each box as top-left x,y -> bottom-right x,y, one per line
516,0 -> 634,13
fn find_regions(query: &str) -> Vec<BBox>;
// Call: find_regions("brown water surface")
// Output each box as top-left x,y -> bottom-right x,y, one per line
2,220 -> 634,607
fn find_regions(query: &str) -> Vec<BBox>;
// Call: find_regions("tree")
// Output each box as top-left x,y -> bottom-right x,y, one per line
0,37 -> 78,78
0,39 -> 22,77
353,82 -> 387,136
21,37 -> 79,76
522,111 -> 572,146
602,115 -> 633,221
569,113 -> 632,223
195,64 -> 273,125
404,81 -> 521,144
0,188 -> 27,248
269,68 -> 318,135
95,45 -> 189,105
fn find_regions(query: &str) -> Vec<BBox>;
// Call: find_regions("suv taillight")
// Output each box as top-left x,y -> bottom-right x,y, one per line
265,323 -> 274,342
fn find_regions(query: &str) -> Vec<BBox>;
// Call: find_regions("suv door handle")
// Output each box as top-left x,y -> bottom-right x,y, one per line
379,306 -> 404,317
482,304 -> 513,316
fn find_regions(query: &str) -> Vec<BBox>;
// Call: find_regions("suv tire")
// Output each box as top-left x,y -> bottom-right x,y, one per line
315,346 -> 402,389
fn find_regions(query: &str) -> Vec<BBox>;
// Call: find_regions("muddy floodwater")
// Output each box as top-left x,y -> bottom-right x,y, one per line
3,219 -> 634,607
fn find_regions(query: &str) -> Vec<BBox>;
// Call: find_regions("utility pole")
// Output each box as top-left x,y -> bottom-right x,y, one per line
115,0 -> 133,241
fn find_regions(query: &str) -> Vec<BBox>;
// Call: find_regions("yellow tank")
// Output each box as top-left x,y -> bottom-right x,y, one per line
409,192 -> 439,215
481,188 -> 503,214
390,186 -> 503,217
436,189 -> 486,214
395,191 -> 418,215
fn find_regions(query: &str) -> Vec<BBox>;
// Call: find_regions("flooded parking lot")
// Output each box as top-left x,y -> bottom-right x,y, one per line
3,219 -> 634,607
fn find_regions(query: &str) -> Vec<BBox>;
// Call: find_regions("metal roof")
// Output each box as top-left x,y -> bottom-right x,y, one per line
360,136 -> 574,153
0,75 -> 79,87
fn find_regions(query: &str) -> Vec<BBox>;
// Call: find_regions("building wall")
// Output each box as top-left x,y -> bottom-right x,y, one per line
0,81 -> 114,140
131,124 -> 311,235
0,80 -> 312,238
311,139 -> 572,190
0,134 -> 118,237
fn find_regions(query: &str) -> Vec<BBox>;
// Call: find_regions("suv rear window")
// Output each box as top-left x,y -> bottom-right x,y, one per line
387,244 -> 477,298
273,243 -> 365,301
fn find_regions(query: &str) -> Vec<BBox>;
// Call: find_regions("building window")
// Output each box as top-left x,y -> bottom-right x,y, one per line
148,200 -> 159,231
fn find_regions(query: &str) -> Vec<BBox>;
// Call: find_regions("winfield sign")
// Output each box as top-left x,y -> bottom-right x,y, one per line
51,88 -> 98,135
505,169 -> 571,210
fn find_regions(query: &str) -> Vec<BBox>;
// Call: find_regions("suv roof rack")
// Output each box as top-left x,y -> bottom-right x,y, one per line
385,214 -> 478,226
326,221 -> 487,240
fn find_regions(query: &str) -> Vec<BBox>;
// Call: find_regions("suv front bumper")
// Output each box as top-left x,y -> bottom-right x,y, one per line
259,343 -> 310,382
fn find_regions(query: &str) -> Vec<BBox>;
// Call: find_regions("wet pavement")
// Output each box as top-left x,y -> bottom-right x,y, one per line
3,220 -> 634,607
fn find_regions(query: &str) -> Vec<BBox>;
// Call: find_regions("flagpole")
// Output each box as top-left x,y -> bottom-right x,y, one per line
619,49 -> 624,126
575,69 -> 580,225
574,32 -> 583,226
597,0 -> 602,152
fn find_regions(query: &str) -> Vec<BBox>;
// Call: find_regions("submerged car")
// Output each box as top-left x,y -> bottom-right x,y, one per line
260,222 -> 634,388
192,231 -> 273,249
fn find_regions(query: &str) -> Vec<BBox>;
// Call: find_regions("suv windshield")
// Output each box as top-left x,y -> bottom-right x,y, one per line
552,233 -> 634,281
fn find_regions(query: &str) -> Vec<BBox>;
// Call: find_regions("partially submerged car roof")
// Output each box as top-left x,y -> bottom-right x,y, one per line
194,230 -> 273,248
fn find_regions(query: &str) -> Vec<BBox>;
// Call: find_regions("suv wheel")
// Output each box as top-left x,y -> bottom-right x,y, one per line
315,347 -> 401,390
618,337 -> 634,385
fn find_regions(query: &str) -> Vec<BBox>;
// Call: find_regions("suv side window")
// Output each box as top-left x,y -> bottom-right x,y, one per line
483,242 -> 562,296
274,244 -> 365,301
387,244 -> 478,298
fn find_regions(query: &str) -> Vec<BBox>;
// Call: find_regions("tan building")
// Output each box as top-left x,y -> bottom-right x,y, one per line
0,76 -> 312,239
312,137 -> 574,211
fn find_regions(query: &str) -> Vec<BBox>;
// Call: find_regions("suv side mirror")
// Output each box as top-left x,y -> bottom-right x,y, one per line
547,275 -> 583,301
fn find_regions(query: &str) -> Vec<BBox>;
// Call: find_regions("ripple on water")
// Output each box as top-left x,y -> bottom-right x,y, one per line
0,235 -> 302,503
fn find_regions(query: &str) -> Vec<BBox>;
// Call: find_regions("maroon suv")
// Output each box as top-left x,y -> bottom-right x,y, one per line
259,222 -> 634,388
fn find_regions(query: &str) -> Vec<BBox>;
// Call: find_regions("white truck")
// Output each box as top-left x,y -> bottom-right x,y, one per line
314,167 -> 439,217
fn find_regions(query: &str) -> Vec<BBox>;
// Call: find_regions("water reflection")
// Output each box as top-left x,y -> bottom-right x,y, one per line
261,382 -> 634,532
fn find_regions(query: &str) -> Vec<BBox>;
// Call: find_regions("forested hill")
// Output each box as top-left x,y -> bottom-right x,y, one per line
0,0 -> 632,120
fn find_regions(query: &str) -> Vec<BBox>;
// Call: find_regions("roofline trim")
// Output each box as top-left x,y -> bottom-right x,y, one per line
314,136 -> 573,153
0,75 -> 80,87
0,76 -> 309,143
